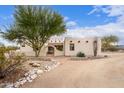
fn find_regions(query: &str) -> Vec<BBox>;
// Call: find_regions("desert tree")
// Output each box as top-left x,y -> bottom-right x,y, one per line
1,6 -> 66,57
102,35 -> 119,51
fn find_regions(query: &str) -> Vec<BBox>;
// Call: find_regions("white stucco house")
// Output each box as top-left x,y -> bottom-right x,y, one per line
19,36 -> 101,57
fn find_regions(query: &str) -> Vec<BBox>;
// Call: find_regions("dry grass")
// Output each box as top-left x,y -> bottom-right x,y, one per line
0,68 -> 27,84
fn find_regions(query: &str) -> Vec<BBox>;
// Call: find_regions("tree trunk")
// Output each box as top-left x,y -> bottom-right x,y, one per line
34,49 -> 41,57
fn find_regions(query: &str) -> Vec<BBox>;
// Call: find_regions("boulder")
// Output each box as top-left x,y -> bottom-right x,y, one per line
32,63 -> 41,67
37,70 -> 43,74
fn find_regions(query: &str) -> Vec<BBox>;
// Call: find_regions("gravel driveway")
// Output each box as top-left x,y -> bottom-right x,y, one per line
23,52 -> 124,88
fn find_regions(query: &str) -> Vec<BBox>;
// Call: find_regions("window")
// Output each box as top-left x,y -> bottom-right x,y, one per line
70,44 -> 74,51
55,45 -> 63,51
78,41 -> 80,43
86,41 -> 88,43
94,41 -> 97,43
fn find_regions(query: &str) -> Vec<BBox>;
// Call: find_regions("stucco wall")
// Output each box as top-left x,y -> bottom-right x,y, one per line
47,44 -> 64,56
19,45 -> 35,56
19,37 -> 101,57
19,44 -> 64,57
19,45 -> 47,56
97,38 -> 101,56
64,37 -> 101,56
54,48 -> 64,56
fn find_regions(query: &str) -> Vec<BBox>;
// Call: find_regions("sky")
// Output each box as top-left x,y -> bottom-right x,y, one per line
0,5 -> 124,45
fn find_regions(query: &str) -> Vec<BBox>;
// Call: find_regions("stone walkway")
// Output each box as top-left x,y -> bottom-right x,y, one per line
23,52 -> 124,88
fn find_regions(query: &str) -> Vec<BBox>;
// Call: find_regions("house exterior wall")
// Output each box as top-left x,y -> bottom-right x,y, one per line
20,44 -> 47,56
19,37 -> 101,57
54,48 -> 64,56
19,45 -> 35,56
97,38 -> 101,56
47,44 -> 64,56
64,37 -> 101,56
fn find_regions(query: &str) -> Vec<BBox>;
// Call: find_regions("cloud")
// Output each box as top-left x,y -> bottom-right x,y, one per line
88,5 -> 124,17
65,5 -> 124,44
0,15 -> 13,21
64,6 -> 124,44
64,16 -> 69,21
66,18 -> 124,44
88,6 -> 104,15
66,21 -> 77,28
105,6 -> 124,17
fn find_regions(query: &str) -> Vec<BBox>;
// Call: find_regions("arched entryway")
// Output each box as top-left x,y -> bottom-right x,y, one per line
47,46 -> 54,56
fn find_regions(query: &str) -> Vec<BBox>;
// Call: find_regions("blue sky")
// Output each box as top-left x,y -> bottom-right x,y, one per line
0,5 -> 116,27
0,5 -> 124,45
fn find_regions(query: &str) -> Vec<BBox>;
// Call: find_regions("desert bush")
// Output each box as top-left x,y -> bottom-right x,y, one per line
107,46 -> 118,51
76,52 -> 85,57
0,45 -> 27,78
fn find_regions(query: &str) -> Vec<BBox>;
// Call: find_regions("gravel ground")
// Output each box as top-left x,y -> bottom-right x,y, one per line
22,52 -> 124,88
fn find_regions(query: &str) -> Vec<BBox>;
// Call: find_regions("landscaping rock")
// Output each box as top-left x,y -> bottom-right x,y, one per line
24,72 -> 29,77
37,70 -> 43,74
2,60 -> 60,88
14,82 -> 20,88
5,83 -> 14,88
30,74 -> 37,80
32,63 -> 41,67
20,78 -> 27,84
29,62 -> 34,65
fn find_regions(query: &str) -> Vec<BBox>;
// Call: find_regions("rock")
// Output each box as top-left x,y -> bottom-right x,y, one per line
13,82 -> 20,88
104,55 -> 108,57
28,70 -> 36,75
44,66 -> 49,70
29,62 -> 34,65
37,70 -> 43,74
18,78 -> 25,82
26,77 -> 31,81
30,74 -> 37,80
27,79 -> 33,82
5,83 -> 14,88
20,79 -> 27,85
24,73 -> 29,77
32,63 -> 41,67
33,68 -> 39,72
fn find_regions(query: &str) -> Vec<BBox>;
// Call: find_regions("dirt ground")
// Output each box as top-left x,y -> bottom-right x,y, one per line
23,52 -> 124,88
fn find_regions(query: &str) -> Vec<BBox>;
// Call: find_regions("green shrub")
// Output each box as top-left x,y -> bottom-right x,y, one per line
0,45 -> 27,78
107,46 -> 118,51
76,52 -> 85,57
